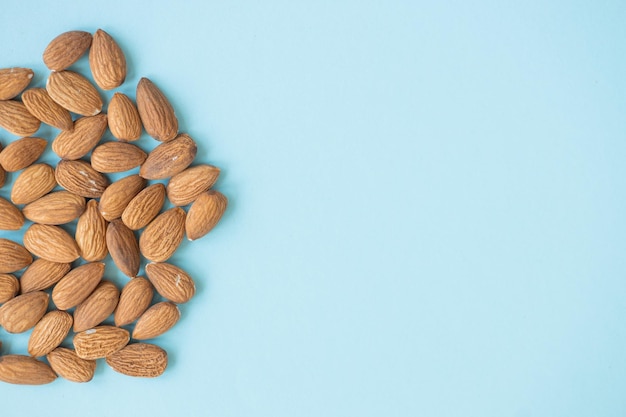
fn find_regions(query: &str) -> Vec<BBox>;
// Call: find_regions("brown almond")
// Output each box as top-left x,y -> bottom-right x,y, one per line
75,199 -> 108,262
51,262 -> 105,310
47,347 -> 96,383
0,291 -> 48,333
114,277 -> 154,326
0,137 -> 47,172
0,67 -> 34,100
22,88 -> 73,131
89,29 -> 126,90
136,77 -> 178,142
0,274 -> 19,303
51,114 -> 107,160
0,165 -> 5,188
140,133 -> 197,179
10,163 -> 57,205
23,191 -> 85,225
91,141 -> 147,173
0,355 -> 57,385
133,302 -> 180,340
47,70 -> 103,116
20,259 -> 70,294
43,30 -> 92,71
167,164 -> 220,206
107,92 -> 142,141
73,326 -> 129,360
0,238 -> 32,273
27,310 -> 73,357
139,208 -> 186,262
105,343 -> 167,378
23,224 -> 80,263
106,219 -> 140,278
73,281 -> 120,332
0,100 -> 41,137
55,159 -> 109,198
121,183 -> 166,230
145,262 -> 195,304
186,190 -> 228,241
98,174 -> 146,221
0,197 -> 24,230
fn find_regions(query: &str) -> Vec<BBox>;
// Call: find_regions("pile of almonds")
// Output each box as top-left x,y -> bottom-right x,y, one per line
0,29 -> 227,384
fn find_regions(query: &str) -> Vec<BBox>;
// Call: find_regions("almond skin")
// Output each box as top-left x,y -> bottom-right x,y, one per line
114,277 -> 154,326
0,67 -> 34,100
23,224 -> 80,263
47,70 -> 103,116
0,238 -> 33,273
10,163 -> 57,205
140,133 -> 197,179
107,92 -> 142,141
43,30 -> 92,71
0,197 -> 25,230
73,280 -> 120,332
0,165 -> 5,188
105,343 -> 167,378
27,310 -> 73,357
51,114 -> 107,160
0,355 -> 57,385
186,190 -> 228,241
89,29 -> 126,90
0,137 -> 47,172
91,141 -> 147,173
98,174 -> 146,221
47,347 -> 96,383
51,262 -> 105,310
0,274 -> 19,303
73,326 -> 130,360
106,219 -> 140,278
0,291 -> 48,333
23,191 -> 86,225
22,88 -> 73,131
139,208 -> 186,262
167,165 -> 220,206
136,77 -> 178,142
55,159 -> 110,198
20,259 -> 71,294
121,183 -> 166,230
145,262 -> 195,304
133,301 -> 180,340
0,100 -> 41,137
75,199 -> 108,262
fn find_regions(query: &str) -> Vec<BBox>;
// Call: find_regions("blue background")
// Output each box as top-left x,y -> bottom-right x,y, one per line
1,1 -> 626,416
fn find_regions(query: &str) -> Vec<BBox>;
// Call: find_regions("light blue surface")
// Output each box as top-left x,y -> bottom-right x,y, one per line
1,0 -> 626,416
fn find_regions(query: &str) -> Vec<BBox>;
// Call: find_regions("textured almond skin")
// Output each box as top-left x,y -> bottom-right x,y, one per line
146,262 -> 195,304
107,92 -> 142,141
0,355 -> 57,385
0,239 -> 33,273
47,70 -> 103,116
98,174 -> 146,221
47,348 -> 96,383
43,30 -> 92,71
140,133 -> 197,179
23,224 -> 80,263
89,29 -> 126,90
73,281 -> 120,332
52,262 -> 105,310
167,165 -> 221,206
27,310 -> 73,357
0,197 -> 25,230
0,137 -> 47,172
105,343 -> 167,378
186,190 -> 228,241
121,183 -> 166,230
114,277 -> 154,326
139,208 -> 186,262
20,259 -> 70,294
75,200 -> 108,262
106,220 -> 140,277
0,67 -> 34,100
11,163 -> 57,205
52,114 -> 107,160
0,274 -> 19,303
73,326 -> 130,360
56,159 -> 110,198
136,77 -> 178,142
23,191 -> 85,225
22,88 -> 73,131
0,100 -> 41,137
91,141 -> 147,173
133,302 -> 180,340
0,291 -> 48,333
0,165 -> 5,188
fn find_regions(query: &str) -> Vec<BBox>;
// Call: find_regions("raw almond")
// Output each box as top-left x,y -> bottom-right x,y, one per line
106,219 -> 140,278
47,70 -> 103,116
10,163 -> 57,205
0,238 -> 33,273
91,141 -> 147,173
23,224 -> 80,263
51,114 -> 107,160
139,208 -> 186,262
73,325 -> 130,360
55,159 -> 110,198
27,310 -> 73,357
0,197 -> 24,230
73,280 -> 120,332
98,174 -> 145,221
145,262 -> 195,304
22,88 -> 73,131
114,277 -> 154,326
0,291 -> 48,333
51,262 -> 105,310
105,343 -> 167,378
186,190 -> 228,241
167,164 -> 220,206
75,199 -> 108,262
136,77 -> 178,142
0,67 -> 34,100
139,133 -> 197,179
107,92 -> 142,141
23,191 -> 85,225
0,274 -> 19,303
20,259 -> 71,294
89,29 -> 126,90
133,301 -> 180,340
0,165 -> 5,188
0,100 -> 41,137
0,355 -> 57,385
121,183 -> 166,230
47,347 -> 96,383
0,136 -> 47,172
43,30 -> 92,71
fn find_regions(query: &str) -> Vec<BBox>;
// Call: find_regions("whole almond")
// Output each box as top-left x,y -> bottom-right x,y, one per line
55,159 -> 110,198
0,238 -> 32,273
167,164 -> 221,207
47,347 -> 96,383
121,183 -> 166,230
23,224 -> 80,263
23,191 -> 85,225
106,219 -> 140,278
0,100 -> 41,137
27,310 -> 73,357
0,197 -> 24,230
51,114 -> 107,160
20,259 -> 70,294
186,190 -> 228,241
52,262 -> 105,310
133,302 -> 180,340
98,174 -> 146,221
0,355 -> 57,385
0,67 -> 34,100
136,77 -> 178,142
0,274 -> 19,303
114,277 -> 154,326
139,208 -> 186,262
89,29 -> 126,90
107,92 -> 142,141
11,163 -> 57,205
22,88 -> 73,131
73,326 -> 130,360
47,70 -> 103,116
140,133 -> 197,179
75,199 -> 108,262
0,291 -> 48,333
43,30 -> 92,71
105,343 -> 167,378
91,141 -> 147,173
0,137 -> 47,172
145,262 -> 195,304
73,281 -> 120,332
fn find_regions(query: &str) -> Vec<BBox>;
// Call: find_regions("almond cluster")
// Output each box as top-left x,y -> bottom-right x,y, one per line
0,29 -> 227,384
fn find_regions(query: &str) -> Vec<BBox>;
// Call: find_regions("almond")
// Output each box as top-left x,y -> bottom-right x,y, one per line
139,133 -> 196,179
0,355 -> 57,385
47,347 -> 96,383
23,191 -> 85,225
23,224 -> 80,263
0,165 -> 5,188
43,30 -> 92,71
0,291 -> 48,333
89,29 -> 126,90
0,197 -> 24,230
186,190 -> 228,241
73,281 -> 120,332
22,88 -> 73,131
91,141 -> 147,173
51,114 -> 107,160
0,238 -> 32,273
20,259 -> 71,294
136,77 -> 178,141
98,174 -> 146,221
139,207 -> 186,262
167,164 -> 220,206
73,326 -> 130,360
47,70 -> 103,116
55,159 -> 110,198
105,343 -> 167,378
145,262 -> 195,304
121,183 -> 166,230
107,92 -> 142,141
0,137 -> 47,172
27,310 -> 73,357
75,199 -> 108,262
0,274 -> 19,303
51,262 -> 105,310
114,277 -> 154,326
0,100 -> 41,137
0,67 -> 34,100
106,219 -> 140,278
133,302 -> 180,340
10,163 -> 57,205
